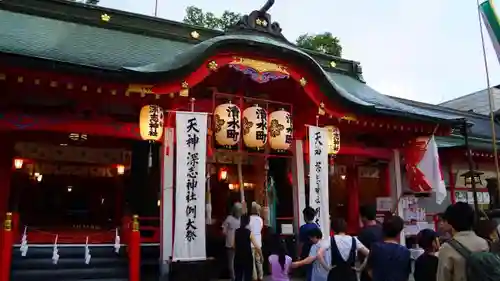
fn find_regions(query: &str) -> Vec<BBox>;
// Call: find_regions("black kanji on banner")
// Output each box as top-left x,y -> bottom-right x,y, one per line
313,130 -> 324,225
185,117 -> 200,242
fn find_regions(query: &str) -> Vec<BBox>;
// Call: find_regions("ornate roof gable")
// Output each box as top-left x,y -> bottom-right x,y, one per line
227,0 -> 288,42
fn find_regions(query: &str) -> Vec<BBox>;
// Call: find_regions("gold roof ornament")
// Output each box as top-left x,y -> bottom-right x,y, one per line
299,77 -> 307,87
190,31 -> 200,39
207,61 -> 218,71
101,14 -> 111,22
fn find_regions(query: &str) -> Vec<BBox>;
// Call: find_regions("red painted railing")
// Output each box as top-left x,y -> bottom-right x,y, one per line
138,216 -> 160,243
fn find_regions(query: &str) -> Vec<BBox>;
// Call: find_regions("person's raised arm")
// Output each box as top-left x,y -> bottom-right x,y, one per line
291,256 -> 315,268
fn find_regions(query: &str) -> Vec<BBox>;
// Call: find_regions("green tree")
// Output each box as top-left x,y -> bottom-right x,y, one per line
296,32 -> 342,57
183,6 -> 241,30
183,6 -> 342,57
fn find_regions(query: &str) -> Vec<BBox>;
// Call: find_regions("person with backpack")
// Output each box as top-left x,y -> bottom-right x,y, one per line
473,219 -> 500,254
437,202 -> 499,281
317,218 -> 369,281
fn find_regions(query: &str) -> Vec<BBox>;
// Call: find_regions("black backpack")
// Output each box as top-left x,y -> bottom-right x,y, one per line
448,239 -> 500,281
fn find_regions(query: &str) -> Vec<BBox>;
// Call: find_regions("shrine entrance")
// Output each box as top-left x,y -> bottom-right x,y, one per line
8,131 -> 133,243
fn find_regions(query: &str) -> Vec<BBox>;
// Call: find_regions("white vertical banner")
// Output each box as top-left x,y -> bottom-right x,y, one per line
173,112 -> 208,261
161,128 -> 174,267
308,126 -> 330,237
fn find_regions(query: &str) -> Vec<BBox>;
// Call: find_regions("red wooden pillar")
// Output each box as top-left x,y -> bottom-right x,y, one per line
0,212 -> 13,281
346,165 -> 360,234
129,215 -> 140,281
0,136 -> 13,246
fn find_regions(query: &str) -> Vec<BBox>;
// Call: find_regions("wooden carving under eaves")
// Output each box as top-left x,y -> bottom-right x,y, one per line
228,0 -> 288,42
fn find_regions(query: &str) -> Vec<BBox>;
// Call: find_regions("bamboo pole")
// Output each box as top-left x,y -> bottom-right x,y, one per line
476,0 -> 500,203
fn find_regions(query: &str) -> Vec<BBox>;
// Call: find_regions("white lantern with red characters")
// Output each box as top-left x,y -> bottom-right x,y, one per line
269,109 -> 293,151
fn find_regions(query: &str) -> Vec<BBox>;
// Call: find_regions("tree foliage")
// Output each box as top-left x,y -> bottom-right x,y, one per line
183,6 -> 241,31
296,32 -> 342,57
183,6 -> 342,57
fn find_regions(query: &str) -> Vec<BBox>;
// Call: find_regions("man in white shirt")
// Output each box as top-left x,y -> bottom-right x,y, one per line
249,202 -> 264,281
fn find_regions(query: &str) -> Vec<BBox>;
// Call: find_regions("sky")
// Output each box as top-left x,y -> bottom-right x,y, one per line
99,0 -> 500,105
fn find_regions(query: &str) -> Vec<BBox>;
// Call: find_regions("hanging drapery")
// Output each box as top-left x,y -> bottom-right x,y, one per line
173,112 -> 208,261
308,125 -> 329,237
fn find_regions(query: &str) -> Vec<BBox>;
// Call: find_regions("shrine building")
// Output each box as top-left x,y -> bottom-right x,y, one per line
0,0 -> 478,280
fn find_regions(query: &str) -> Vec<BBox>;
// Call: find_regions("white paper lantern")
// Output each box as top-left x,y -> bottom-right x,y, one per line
242,105 -> 268,149
214,102 -> 241,146
269,109 -> 293,151
324,125 -> 340,155
139,105 -> 164,141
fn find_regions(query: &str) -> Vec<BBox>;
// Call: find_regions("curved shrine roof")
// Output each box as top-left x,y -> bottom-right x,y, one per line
0,0 -> 463,124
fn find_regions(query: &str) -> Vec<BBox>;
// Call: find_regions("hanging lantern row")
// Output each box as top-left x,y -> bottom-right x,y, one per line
324,125 -> 341,155
214,102 -> 293,151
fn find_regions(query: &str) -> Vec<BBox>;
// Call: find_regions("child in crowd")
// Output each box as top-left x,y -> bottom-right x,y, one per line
414,229 -> 439,281
292,228 -> 330,281
298,207 -> 319,281
268,239 -> 292,281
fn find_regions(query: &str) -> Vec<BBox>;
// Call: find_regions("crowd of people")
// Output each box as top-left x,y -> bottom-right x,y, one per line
221,201 -> 500,281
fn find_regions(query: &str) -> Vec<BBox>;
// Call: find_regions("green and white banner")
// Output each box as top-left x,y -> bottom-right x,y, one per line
480,0 -> 500,62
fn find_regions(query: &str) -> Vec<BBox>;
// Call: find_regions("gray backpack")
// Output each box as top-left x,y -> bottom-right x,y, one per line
448,239 -> 500,281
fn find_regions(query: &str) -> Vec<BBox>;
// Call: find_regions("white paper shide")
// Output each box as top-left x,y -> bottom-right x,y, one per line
308,126 -> 330,237
173,112 -> 208,261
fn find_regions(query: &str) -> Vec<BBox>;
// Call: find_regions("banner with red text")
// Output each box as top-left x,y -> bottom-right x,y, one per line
173,112 -> 208,261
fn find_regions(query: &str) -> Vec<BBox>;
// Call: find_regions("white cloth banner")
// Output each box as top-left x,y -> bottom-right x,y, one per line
308,126 -> 330,237
417,136 -> 446,204
173,112 -> 208,261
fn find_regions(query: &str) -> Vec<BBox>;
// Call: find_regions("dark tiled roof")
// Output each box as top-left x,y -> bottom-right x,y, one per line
0,9 -> 192,70
393,96 -> 500,140
0,5 -> 462,124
